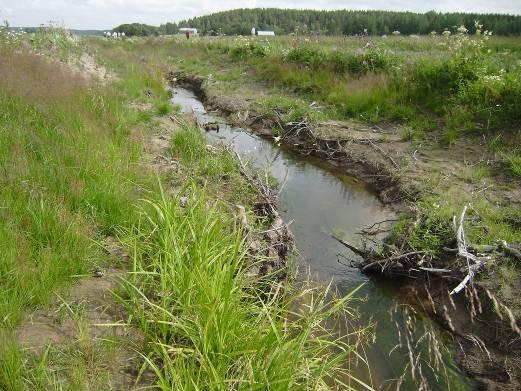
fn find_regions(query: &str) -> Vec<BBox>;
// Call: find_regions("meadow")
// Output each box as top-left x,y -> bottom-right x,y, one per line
85,33 -> 521,388
0,26 -> 367,390
177,32 -> 520,151
1,22 -> 520,389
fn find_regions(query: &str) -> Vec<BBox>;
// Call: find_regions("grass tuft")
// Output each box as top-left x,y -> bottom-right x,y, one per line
117,184 -> 366,389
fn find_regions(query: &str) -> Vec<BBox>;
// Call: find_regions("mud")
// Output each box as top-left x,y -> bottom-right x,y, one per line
16,262 -> 147,389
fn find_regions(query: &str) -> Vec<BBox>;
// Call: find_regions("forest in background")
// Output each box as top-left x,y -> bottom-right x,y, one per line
113,8 -> 521,36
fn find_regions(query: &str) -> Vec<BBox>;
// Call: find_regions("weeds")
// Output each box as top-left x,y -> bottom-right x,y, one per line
0,29 -> 157,388
505,152 -> 521,177
154,99 -> 172,115
158,31 -> 521,144
0,26 -> 371,389
461,163 -> 491,183
118,185 -> 366,389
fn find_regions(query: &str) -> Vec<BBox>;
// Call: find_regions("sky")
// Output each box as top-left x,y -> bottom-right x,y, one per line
1,0 -> 520,30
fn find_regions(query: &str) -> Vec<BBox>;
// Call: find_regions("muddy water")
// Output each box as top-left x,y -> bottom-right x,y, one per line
172,87 -> 474,390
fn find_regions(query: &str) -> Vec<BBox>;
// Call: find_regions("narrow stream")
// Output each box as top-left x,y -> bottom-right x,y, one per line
172,87 -> 474,390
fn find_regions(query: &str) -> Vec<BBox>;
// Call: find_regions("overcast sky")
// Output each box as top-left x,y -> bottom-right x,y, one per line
1,0 -> 520,30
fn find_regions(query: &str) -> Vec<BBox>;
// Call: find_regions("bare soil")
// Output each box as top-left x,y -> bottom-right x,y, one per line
16,258 -> 146,389
70,52 -> 114,83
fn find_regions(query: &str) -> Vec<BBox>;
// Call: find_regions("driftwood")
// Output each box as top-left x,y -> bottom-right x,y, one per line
447,206 -> 520,295
234,151 -> 277,218
450,206 -> 482,295
361,251 -> 426,272
339,204 -> 519,293
366,139 -> 399,169
356,218 -> 398,236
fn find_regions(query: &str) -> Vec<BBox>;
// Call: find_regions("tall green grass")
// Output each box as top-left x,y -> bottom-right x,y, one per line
0,46 -> 157,388
0,33 -> 370,389
118,180 -> 367,389
0,53 -> 149,327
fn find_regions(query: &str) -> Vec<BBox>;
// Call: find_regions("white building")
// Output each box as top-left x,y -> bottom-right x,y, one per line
251,28 -> 275,36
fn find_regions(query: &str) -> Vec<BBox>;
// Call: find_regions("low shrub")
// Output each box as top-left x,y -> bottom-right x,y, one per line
286,46 -> 393,76
230,42 -> 268,59
330,49 -> 392,75
285,46 -> 327,69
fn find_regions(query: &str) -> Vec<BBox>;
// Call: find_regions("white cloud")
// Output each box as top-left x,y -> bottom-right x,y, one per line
0,0 -> 520,29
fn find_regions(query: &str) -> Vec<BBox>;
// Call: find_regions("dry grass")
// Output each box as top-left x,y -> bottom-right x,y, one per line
0,51 -> 89,101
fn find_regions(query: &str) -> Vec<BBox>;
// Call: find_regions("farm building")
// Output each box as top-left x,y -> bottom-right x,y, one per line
251,28 -> 275,36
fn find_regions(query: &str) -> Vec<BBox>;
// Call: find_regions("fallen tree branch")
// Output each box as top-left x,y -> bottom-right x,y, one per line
355,138 -> 400,169
419,267 -> 452,273
361,251 -> 426,272
234,151 -> 277,218
331,235 -> 367,257
450,205 -> 483,295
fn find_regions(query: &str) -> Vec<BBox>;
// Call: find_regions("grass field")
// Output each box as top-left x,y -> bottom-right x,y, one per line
90,32 -> 521,159
0,26 -> 367,390
1,22 -> 520,388
82,33 -> 521,388
86,33 -> 521,248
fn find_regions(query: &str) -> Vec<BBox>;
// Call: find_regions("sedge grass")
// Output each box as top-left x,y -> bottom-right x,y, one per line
0,32 -> 370,389
0,45 -> 157,387
117,182 -> 369,390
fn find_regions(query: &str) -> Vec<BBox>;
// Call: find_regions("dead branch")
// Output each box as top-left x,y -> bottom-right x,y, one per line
418,267 -> 452,274
368,139 -> 399,168
450,205 -> 488,295
234,151 -> 278,218
331,235 -> 367,257
355,138 -> 399,169
361,251 -> 426,272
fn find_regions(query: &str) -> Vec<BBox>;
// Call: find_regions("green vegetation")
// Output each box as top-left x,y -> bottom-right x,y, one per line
82,33 -> 521,270
119,177 -> 361,389
177,8 -> 521,36
0,26 -> 367,390
0,51 -> 149,329
111,9 -> 521,37
84,30 -> 521,250
0,31 -> 161,388
167,31 -> 520,153
506,152 -> 521,177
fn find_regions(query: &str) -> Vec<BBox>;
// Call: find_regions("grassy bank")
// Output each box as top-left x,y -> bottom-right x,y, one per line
83,33 -> 521,387
86,33 -> 521,171
0,27 -> 160,388
0,27 -> 366,389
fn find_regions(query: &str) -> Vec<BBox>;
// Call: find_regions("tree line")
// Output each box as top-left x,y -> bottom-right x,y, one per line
113,8 -> 521,37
